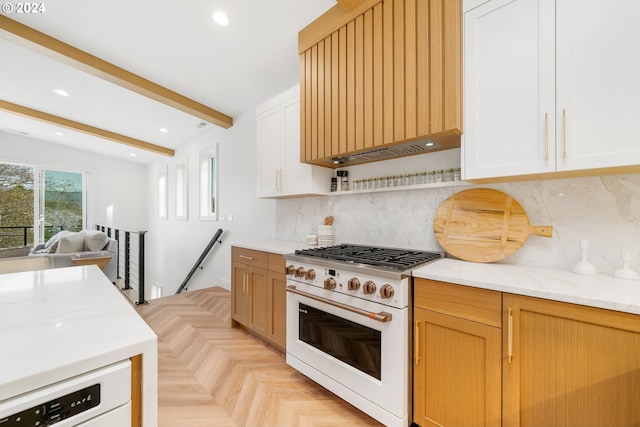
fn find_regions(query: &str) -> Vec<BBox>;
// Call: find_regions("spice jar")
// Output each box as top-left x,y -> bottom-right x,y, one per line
435,170 -> 444,183
453,168 -> 461,181
419,172 -> 428,184
427,170 -> 436,184
445,168 -> 454,182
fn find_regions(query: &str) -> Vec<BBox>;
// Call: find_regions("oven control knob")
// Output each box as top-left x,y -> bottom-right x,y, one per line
324,277 -> 337,290
286,265 -> 296,275
347,278 -> 361,291
305,269 -> 317,280
363,280 -> 376,295
295,267 -> 306,277
380,284 -> 395,299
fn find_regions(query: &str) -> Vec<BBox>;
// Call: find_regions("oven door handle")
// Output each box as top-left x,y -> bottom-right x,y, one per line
286,285 -> 393,323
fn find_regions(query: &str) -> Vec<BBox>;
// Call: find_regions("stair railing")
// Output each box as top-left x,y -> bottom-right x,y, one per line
96,224 -> 148,305
175,229 -> 224,294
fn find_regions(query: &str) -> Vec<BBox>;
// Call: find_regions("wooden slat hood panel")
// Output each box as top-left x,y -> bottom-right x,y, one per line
299,0 -> 462,168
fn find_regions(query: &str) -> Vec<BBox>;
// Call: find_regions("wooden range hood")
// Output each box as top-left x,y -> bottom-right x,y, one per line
298,0 -> 462,168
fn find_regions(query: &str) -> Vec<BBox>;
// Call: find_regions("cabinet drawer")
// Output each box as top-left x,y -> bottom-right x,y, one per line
231,247 -> 269,270
268,253 -> 285,274
414,279 -> 502,328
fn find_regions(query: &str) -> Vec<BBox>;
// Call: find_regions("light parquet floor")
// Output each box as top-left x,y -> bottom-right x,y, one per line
135,287 -> 384,427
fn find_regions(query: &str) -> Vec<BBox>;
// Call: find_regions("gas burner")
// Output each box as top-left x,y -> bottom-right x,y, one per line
294,244 -> 444,271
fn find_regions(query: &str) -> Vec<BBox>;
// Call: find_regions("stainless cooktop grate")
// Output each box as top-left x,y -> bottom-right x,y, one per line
294,244 -> 444,270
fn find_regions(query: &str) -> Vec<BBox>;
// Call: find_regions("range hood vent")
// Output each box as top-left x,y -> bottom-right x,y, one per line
320,138 -> 443,167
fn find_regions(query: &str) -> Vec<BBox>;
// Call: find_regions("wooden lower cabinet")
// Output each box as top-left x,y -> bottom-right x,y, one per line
231,260 -> 268,336
413,279 -> 502,427
268,253 -> 287,350
231,247 -> 287,350
413,279 -> 640,427
503,294 -> 640,427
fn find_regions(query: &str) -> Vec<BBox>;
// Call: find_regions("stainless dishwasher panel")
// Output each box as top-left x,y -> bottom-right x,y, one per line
0,359 -> 131,426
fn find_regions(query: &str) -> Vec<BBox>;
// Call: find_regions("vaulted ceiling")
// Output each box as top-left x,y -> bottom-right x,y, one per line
0,0 -> 335,163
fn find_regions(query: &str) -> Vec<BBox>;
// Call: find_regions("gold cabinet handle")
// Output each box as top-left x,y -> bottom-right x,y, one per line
563,109 -> 568,159
242,272 -> 247,294
508,308 -> 513,364
280,169 -> 284,191
415,320 -> 421,365
239,255 -> 254,260
544,112 -> 550,160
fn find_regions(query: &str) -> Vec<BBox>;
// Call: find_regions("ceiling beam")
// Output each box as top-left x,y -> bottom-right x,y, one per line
0,99 -> 175,157
0,15 -> 233,129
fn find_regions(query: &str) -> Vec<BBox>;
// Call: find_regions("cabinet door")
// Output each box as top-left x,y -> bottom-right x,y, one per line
268,271 -> 287,350
556,0 -> 640,171
280,95 -> 307,196
414,308 -> 501,427
249,266 -> 269,336
256,106 -> 282,197
463,0 -> 555,180
503,294 -> 640,427
231,261 -> 251,325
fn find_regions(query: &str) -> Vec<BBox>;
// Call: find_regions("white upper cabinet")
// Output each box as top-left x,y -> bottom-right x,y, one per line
555,0 -> 640,171
463,0 -> 640,181
256,85 -> 331,198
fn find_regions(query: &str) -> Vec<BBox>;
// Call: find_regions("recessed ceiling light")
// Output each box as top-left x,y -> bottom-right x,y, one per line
130,153 -> 137,157
53,89 -> 69,97
159,128 -> 168,133
212,11 -> 229,26
425,141 -> 435,147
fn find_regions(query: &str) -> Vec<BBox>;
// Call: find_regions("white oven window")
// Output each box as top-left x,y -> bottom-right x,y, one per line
297,302 -> 382,379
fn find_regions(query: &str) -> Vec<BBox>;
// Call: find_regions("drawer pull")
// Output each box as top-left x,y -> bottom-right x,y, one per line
563,109 -> 568,159
415,320 -> 421,365
239,255 -> 254,260
508,308 -> 513,364
544,112 -> 550,161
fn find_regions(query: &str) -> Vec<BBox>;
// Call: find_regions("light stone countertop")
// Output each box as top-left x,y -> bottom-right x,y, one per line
0,265 -> 158,425
413,258 -> 640,315
232,240 -> 312,255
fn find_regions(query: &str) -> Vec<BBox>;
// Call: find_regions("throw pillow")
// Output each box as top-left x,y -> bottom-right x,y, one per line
48,230 -> 71,253
44,230 -> 65,250
83,230 -> 110,251
55,233 -> 86,253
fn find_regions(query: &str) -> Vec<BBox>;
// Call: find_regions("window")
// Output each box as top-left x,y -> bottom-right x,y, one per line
199,145 -> 218,221
39,169 -> 86,241
175,161 -> 188,220
0,162 -> 87,249
158,165 -> 168,219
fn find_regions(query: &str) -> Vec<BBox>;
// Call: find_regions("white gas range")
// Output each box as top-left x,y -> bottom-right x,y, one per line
284,244 -> 444,427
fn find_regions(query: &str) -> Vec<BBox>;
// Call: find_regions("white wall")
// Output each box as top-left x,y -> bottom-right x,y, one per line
146,109 -> 276,296
0,132 -> 147,230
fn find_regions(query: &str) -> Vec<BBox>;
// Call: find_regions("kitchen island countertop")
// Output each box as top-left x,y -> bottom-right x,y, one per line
0,265 -> 157,425
413,258 -> 640,315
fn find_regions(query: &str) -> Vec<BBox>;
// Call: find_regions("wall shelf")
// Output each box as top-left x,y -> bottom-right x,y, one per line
326,180 -> 471,196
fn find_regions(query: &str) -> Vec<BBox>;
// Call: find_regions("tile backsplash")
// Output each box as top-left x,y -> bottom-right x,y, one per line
276,173 -> 640,276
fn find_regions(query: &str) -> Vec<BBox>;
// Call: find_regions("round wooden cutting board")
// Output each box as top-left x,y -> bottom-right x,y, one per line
434,188 -> 553,263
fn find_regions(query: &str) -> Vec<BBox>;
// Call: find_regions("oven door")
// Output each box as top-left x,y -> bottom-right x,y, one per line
286,281 -> 408,427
